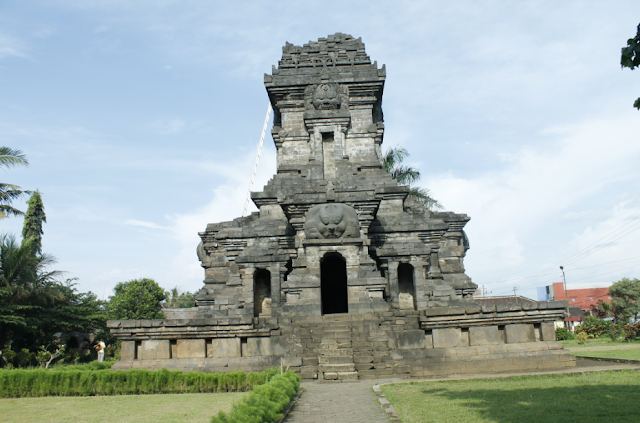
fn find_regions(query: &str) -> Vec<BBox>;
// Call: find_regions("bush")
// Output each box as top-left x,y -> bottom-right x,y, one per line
211,371 -> 300,423
0,366 -> 278,398
555,327 -> 574,340
576,316 -> 610,338
607,324 -> 622,342
576,331 -> 592,345
622,322 -> 640,340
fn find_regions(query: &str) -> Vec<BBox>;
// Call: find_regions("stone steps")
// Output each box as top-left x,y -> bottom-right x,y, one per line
318,363 -> 356,373
319,355 -> 354,364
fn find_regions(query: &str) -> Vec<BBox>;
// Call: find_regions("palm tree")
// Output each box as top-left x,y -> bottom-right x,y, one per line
0,234 -> 64,349
0,147 -> 29,219
382,146 -> 443,210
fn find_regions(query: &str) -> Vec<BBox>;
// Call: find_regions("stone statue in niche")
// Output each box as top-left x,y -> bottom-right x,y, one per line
304,83 -> 349,111
304,203 -> 360,239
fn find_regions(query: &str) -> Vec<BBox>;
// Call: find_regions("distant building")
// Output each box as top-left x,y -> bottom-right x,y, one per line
538,282 -> 611,323
474,295 -> 538,307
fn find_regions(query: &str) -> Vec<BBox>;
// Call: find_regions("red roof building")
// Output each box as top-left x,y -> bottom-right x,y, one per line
544,282 -> 611,313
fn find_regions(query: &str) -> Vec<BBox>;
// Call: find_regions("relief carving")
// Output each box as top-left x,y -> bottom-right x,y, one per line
304,83 -> 349,111
304,203 -> 360,239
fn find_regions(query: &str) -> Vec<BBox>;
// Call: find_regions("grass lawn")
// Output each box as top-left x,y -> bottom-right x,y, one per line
0,392 -> 247,423
560,339 -> 640,348
380,370 -> 640,423
575,349 -> 640,360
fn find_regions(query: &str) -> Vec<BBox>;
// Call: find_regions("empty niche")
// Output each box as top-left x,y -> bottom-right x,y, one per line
241,337 -> 248,357
534,323 -> 542,341
460,328 -> 470,346
253,269 -> 272,317
170,340 -> 177,358
134,341 -> 142,360
498,325 -> 506,343
398,263 -> 416,310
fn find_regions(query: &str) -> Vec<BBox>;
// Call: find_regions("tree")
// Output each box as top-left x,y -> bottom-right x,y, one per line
609,277 -> 640,322
108,278 -> 167,320
382,146 -> 443,210
164,286 -> 195,308
621,23 -> 640,110
0,147 -> 29,219
0,234 -> 64,350
22,191 -> 46,257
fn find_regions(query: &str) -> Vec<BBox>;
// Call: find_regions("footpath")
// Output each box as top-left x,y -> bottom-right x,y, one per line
283,360 -> 640,423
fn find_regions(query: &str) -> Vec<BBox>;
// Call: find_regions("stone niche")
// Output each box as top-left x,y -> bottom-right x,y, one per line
108,33 -> 575,378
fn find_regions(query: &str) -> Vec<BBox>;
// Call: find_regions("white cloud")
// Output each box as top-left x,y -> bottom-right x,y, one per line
147,118 -> 186,134
0,32 -> 28,60
427,112 -> 640,296
125,219 -> 167,230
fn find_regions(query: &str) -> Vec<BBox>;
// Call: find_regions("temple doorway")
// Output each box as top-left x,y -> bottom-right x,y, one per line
398,263 -> 416,310
321,253 -> 348,314
253,269 -> 271,317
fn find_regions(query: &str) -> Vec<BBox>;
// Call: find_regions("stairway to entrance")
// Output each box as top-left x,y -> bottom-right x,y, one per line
317,315 -> 357,380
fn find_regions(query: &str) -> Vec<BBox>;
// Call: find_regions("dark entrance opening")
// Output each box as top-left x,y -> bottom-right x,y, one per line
253,269 -> 271,317
398,263 -> 416,309
321,253 -> 348,314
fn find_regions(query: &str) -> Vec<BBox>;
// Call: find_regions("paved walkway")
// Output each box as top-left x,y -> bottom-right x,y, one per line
283,361 -> 640,423
284,380 -> 390,423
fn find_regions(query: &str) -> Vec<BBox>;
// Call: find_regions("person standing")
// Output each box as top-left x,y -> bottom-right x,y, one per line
95,340 -> 106,362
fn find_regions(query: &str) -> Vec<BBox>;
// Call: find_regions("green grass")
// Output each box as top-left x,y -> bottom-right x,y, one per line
0,392 -> 246,423
380,370 -> 640,423
576,349 -> 640,360
560,339 -> 640,348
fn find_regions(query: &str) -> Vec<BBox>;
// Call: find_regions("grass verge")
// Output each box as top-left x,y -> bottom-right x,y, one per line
575,349 -> 640,360
380,370 -> 640,423
560,339 -> 640,348
0,392 -> 246,423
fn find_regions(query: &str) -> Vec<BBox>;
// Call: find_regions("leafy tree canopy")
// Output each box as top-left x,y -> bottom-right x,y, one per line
382,146 -> 443,211
108,278 -> 167,320
609,277 -> 640,322
621,23 -> 640,109
164,286 -> 196,308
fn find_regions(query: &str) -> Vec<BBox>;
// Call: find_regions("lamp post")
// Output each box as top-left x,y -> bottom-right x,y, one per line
560,266 -> 569,329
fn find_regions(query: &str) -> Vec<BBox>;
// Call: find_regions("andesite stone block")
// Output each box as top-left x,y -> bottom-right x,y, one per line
208,338 -> 241,358
120,341 -> 135,360
139,340 -> 170,360
176,339 -> 206,359
433,328 -> 462,348
469,326 -> 501,346
505,324 -> 536,343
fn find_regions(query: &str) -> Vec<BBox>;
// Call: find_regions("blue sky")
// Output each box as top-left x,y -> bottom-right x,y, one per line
1,1 -> 639,301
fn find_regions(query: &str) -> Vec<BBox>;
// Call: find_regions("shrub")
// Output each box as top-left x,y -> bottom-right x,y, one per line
211,371 -> 300,423
622,322 -> 640,340
576,331 -> 592,345
0,366 -> 278,398
555,327 -> 574,340
576,316 -> 610,337
607,324 -> 622,342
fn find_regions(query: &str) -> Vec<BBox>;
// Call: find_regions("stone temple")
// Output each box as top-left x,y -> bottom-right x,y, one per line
108,34 -> 575,379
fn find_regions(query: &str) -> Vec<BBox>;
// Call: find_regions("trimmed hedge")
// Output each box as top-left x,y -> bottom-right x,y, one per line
0,367 -> 278,398
211,371 -> 300,423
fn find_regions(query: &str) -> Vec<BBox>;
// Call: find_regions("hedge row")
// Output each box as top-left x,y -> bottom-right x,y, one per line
211,371 -> 301,423
0,367 -> 278,398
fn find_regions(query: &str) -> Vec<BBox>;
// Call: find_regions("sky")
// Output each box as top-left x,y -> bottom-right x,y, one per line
1,1 -> 639,303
